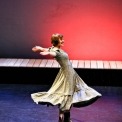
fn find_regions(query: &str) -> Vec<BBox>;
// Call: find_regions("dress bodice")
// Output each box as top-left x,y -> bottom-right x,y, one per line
49,47 -> 72,69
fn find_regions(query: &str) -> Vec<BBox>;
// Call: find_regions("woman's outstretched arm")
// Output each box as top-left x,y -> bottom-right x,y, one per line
32,46 -> 56,57
32,46 -> 49,52
40,51 -> 56,57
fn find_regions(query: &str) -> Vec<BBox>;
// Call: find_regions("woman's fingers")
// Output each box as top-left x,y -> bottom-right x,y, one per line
32,47 -> 37,52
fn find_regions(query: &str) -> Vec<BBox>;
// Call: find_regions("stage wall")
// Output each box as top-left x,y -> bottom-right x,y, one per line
0,0 -> 122,60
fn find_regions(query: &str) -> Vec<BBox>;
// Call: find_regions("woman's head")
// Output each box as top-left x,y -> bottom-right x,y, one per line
51,33 -> 64,47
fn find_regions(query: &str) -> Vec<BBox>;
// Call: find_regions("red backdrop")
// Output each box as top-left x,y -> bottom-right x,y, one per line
0,0 -> 122,60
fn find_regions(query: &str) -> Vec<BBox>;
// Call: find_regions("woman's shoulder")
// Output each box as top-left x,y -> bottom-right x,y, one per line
49,46 -> 60,52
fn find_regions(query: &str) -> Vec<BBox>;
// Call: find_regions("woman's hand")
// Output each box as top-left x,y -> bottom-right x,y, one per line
32,46 -> 43,52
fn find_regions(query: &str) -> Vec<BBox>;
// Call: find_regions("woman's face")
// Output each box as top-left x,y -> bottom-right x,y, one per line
58,38 -> 64,47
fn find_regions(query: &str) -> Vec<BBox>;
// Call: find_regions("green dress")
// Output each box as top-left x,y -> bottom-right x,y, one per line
31,47 -> 102,111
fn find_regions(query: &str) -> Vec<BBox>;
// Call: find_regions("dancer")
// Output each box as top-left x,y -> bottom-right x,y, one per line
31,33 -> 102,122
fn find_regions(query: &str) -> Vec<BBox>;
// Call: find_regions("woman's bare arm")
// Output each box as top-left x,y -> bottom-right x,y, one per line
40,51 -> 56,57
32,46 -> 56,57
32,46 -> 49,52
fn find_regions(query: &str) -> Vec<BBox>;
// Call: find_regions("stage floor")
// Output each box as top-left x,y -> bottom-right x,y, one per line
0,84 -> 122,122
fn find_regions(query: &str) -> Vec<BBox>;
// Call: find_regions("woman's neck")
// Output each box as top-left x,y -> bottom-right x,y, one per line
53,46 -> 60,49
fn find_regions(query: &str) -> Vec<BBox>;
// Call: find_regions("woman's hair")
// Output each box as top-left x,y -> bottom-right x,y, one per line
51,33 -> 63,46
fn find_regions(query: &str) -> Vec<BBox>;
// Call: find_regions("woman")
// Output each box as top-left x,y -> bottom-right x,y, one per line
31,33 -> 102,122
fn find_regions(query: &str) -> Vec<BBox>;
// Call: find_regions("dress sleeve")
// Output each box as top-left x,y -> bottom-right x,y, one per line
55,50 -> 61,57
49,48 -> 60,58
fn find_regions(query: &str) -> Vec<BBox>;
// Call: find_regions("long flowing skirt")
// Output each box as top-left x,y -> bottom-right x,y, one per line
31,68 -> 102,111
